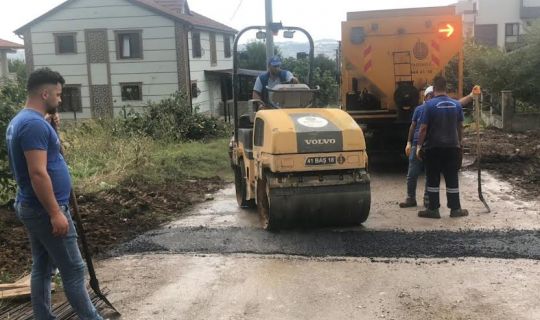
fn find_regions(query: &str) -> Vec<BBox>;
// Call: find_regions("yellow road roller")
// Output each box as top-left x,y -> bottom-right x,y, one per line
230,25 -> 371,229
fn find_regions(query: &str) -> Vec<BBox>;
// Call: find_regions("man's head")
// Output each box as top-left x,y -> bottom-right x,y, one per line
432,75 -> 447,96
27,68 -> 65,114
424,85 -> 434,102
267,56 -> 282,76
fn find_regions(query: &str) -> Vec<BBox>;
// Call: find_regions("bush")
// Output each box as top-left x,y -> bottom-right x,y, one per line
0,80 -> 26,203
117,91 -> 229,141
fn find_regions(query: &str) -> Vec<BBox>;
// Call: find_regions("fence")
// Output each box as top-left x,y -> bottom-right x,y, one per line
481,90 -> 540,132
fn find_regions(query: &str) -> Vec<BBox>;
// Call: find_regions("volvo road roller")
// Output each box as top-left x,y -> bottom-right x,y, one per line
230,25 -> 371,230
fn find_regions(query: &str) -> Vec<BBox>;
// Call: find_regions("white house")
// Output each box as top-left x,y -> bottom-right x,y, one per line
15,0 -> 236,119
0,39 -> 24,84
457,0 -> 540,51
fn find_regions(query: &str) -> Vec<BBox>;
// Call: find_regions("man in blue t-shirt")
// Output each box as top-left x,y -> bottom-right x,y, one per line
252,56 -> 298,107
399,86 -> 433,208
6,68 -> 102,319
416,75 -> 469,219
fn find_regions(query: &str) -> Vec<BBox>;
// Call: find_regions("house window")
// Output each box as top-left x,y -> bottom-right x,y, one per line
210,33 -> 217,66
116,31 -> 143,59
120,83 -> 143,101
505,23 -> 521,50
55,33 -> 77,54
192,32 -> 202,58
224,35 -> 231,58
59,85 -> 82,112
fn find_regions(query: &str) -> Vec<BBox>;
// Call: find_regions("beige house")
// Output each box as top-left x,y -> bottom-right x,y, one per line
457,0 -> 540,51
15,0 -> 236,119
0,39 -> 24,84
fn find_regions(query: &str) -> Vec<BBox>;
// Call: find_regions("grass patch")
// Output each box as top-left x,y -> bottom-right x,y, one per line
61,121 -> 232,192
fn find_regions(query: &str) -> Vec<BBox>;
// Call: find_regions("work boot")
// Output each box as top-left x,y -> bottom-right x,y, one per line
418,208 -> 441,219
423,197 -> 430,208
399,198 -> 417,208
450,208 -> 469,218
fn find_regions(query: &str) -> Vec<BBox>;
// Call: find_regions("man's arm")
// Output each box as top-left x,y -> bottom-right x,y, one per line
24,150 -> 68,236
252,90 -> 262,101
405,122 -> 416,156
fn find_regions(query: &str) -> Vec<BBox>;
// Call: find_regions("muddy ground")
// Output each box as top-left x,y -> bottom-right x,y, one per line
0,177 -> 224,282
463,128 -> 540,198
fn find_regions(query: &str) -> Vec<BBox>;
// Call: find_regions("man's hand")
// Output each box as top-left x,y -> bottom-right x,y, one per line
45,113 -> 60,129
405,142 -> 412,157
50,211 -> 69,237
416,146 -> 423,161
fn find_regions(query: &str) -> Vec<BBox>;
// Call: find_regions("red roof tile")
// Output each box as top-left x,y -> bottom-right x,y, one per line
0,38 -> 24,50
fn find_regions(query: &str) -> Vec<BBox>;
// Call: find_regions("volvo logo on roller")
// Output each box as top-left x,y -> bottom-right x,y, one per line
304,139 -> 337,145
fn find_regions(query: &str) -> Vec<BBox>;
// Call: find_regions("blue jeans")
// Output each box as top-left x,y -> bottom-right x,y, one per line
406,146 -> 428,202
15,203 -> 103,320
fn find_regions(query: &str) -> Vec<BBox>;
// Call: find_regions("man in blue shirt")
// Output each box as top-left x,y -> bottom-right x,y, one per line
416,75 -> 469,219
6,68 -> 103,319
252,56 -> 298,107
399,86 -> 433,208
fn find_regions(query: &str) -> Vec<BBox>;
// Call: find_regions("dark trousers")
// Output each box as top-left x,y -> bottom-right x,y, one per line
424,147 -> 461,210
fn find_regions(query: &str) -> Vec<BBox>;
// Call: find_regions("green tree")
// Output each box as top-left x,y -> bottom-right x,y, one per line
238,41 -> 282,70
8,59 -> 27,83
282,54 -> 339,106
447,20 -> 540,108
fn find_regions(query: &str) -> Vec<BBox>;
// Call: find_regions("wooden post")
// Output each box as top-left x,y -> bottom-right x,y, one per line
501,90 -> 514,132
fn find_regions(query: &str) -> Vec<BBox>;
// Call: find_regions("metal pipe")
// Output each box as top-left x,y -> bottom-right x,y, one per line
232,26 -> 267,144
281,26 -> 315,86
265,0 -> 274,62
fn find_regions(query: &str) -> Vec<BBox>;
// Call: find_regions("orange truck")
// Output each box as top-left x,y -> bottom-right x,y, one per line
340,6 -> 463,151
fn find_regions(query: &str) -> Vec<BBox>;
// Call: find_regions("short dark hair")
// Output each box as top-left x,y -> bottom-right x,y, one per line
433,75 -> 447,92
27,68 -> 65,93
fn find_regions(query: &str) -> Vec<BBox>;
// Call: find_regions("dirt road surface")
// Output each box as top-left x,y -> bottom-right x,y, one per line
96,168 -> 540,320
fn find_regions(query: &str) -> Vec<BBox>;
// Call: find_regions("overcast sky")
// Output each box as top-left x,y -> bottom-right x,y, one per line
0,0 -> 457,44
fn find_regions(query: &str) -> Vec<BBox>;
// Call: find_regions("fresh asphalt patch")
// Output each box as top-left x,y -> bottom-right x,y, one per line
109,227 -> 540,260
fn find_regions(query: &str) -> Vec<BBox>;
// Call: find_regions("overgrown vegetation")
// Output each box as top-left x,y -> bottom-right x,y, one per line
0,79 -> 26,203
0,66 -> 231,204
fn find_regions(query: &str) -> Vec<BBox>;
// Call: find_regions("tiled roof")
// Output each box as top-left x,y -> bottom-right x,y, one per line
0,38 -> 24,50
16,0 -> 236,35
134,0 -> 237,33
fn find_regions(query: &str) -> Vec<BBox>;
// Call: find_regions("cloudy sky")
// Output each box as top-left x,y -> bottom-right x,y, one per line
0,0 -> 457,44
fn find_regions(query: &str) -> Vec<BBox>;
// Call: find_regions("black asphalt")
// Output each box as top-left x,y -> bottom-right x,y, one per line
110,227 -> 540,260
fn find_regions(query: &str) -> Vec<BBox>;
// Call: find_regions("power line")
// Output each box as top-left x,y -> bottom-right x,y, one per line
229,0 -> 244,22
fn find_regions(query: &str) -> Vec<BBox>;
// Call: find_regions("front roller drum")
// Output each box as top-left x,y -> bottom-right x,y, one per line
257,178 -> 371,230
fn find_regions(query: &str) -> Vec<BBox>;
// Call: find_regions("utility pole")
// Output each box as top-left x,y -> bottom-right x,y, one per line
265,0 -> 274,62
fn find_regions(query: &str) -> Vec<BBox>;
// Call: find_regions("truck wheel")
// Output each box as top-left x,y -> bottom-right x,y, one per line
234,159 -> 255,208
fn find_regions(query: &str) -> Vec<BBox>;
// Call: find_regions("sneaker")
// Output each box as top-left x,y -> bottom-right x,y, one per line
399,198 -> 417,208
450,208 -> 469,218
418,208 -> 441,219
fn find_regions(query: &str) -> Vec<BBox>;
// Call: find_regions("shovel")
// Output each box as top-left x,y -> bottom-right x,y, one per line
50,116 -> 120,315
472,86 -> 491,213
